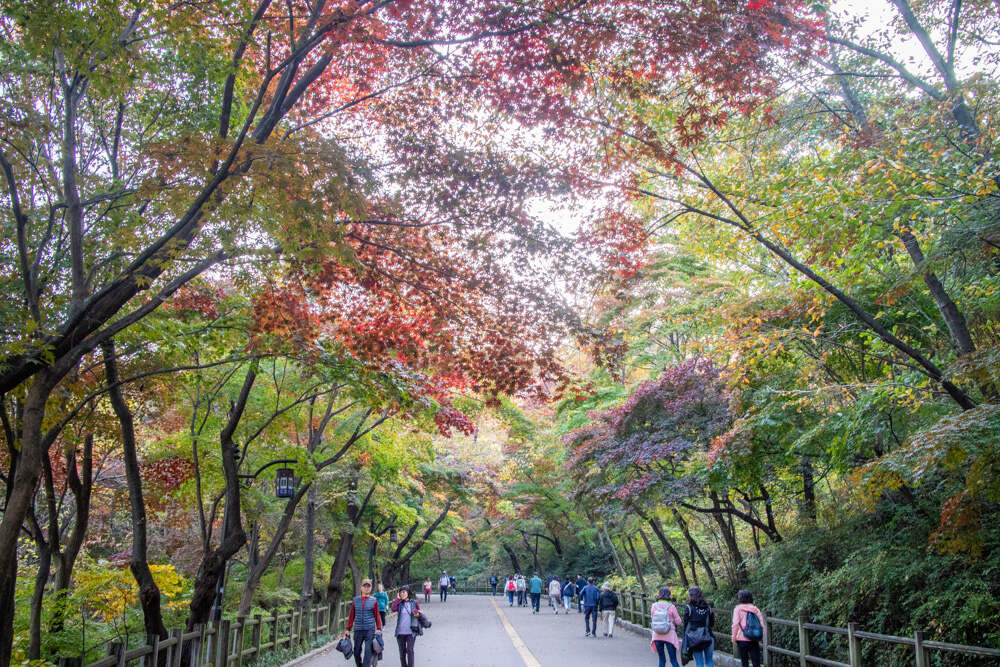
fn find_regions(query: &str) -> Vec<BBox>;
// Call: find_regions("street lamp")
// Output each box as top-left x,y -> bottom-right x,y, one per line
211,458 -> 298,622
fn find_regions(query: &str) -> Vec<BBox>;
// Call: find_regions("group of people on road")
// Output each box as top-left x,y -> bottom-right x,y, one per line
342,574 -> 452,667
649,585 -> 767,667
493,571 -> 768,667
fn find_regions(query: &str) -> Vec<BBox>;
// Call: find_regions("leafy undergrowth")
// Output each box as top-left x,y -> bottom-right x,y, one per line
727,503 -> 1000,667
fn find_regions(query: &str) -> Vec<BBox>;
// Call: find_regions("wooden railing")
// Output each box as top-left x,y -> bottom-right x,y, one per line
85,586 -> 414,667
616,591 -> 1000,666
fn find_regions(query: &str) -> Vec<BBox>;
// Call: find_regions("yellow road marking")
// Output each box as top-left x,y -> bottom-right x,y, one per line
490,597 -> 543,667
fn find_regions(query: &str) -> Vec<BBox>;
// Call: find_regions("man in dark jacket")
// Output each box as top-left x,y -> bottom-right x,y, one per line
490,573 -> 498,596
579,578 -> 602,637
597,583 -> 620,638
343,578 -> 383,667
575,574 -> 587,612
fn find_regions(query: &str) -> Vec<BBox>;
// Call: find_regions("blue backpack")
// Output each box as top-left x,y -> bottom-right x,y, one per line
743,611 -> 764,640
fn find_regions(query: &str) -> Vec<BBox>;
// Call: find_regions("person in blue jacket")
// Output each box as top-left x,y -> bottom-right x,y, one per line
529,573 -> 543,613
575,574 -> 587,612
580,578 -> 602,637
561,577 -> 576,613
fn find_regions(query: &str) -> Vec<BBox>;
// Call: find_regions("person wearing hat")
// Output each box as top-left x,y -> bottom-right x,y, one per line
344,578 -> 383,667
390,585 -> 422,667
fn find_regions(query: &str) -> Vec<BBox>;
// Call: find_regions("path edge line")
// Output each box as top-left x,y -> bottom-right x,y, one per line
490,597 -> 543,667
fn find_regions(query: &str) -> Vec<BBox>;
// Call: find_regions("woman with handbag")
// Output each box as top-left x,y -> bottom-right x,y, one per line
682,586 -> 715,667
390,585 -> 421,667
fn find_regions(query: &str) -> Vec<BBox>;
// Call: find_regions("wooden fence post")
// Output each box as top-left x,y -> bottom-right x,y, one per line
251,615 -> 262,661
847,622 -> 861,667
196,623 -> 208,667
762,611 -> 770,667
147,633 -> 161,667
107,642 -> 124,667
215,620 -> 231,667
233,618 -> 245,667
168,630 -> 183,667
271,610 -> 280,649
915,631 -> 928,667
797,616 -> 810,667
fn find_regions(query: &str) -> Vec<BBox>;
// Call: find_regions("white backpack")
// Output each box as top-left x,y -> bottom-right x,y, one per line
651,601 -> 674,634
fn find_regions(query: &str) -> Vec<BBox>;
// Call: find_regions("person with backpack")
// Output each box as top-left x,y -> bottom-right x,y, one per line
561,577 -> 576,613
580,578 -> 601,637
548,576 -> 563,614
390,585 -> 422,667
597,583 -> 619,637
505,574 -> 516,606
343,578 -> 384,667
438,571 -> 450,602
731,590 -> 766,667
490,573 -> 499,596
515,573 -> 527,606
650,586 -> 684,667
682,586 -> 715,667
529,573 -> 543,613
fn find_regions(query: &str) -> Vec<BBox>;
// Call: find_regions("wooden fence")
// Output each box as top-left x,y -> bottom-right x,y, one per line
85,586 -> 413,667
616,591 -> 1000,667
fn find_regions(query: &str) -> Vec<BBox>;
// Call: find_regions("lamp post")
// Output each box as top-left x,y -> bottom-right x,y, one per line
210,458 -> 298,622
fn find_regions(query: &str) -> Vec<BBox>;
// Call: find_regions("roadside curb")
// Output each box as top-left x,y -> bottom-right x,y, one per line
282,639 -> 338,667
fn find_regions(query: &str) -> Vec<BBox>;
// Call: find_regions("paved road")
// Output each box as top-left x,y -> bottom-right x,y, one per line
301,593 -> 694,667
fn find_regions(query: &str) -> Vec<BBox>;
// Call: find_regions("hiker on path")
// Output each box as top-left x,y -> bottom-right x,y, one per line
650,586 -> 684,667
505,574 -> 516,606
439,571 -> 450,602
597,582 -> 619,637
390,585 -> 422,667
343,578 -> 383,667
580,578 -> 601,637
682,586 -> 715,667
422,578 -> 432,603
374,583 -> 389,628
529,573 -> 543,613
490,573 -> 499,596
575,574 -> 587,612
515,573 -> 527,606
731,590 -> 767,667
561,577 -> 576,613
548,576 -> 563,614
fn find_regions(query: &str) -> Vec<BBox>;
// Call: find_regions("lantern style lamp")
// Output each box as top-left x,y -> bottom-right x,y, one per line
275,468 -> 296,498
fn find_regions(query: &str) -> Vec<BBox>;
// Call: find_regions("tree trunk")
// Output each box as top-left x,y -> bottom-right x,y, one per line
800,456 -> 817,522
502,544 -> 522,573
671,509 -> 717,589
302,484 -> 317,602
103,342 -> 167,639
28,537 -> 51,660
638,528 -> 671,580
625,536 -> 647,594
710,493 -> 746,584
186,367 -> 255,629
646,517 -> 688,587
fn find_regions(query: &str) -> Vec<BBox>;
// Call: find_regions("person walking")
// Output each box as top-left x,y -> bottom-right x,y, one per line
650,586 -> 684,667
438,571 -> 450,602
490,573 -> 499,596
731,590 -> 767,667
529,572 -> 543,613
343,578 -> 383,667
548,576 -> 563,614
505,574 -> 516,606
422,578 -> 432,603
682,586 -> 715,667
390,586 -> 422,667
374,583 -> 389,628
575,574 -> 587,612
561,577 -> 576,613
515,573 -> 526,607
597,582 -> 619,637
580,578 -> 601,637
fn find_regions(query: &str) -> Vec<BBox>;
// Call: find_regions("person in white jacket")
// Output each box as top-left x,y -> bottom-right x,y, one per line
548,577 -> 563,614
